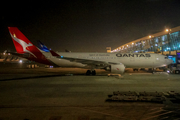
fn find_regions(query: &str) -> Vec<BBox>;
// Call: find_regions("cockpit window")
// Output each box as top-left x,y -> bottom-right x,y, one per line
165,57 -> 168,59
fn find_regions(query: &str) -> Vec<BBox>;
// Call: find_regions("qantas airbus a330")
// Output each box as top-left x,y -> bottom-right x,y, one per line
7,27 -> 172,75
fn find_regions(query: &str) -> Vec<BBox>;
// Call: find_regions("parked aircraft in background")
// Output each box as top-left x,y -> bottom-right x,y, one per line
8,27 -> 173,75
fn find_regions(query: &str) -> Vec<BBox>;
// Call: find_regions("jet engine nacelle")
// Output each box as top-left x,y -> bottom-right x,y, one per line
105,64 -> 125,74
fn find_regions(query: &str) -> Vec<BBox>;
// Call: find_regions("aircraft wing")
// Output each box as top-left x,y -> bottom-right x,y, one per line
62,57 -> 107,65
60,56 -> 119,67
50,50 -> 120,68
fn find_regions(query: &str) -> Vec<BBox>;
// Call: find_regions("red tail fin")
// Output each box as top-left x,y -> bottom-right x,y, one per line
8,27 -> 52,65
8,27 -> 34,53
8,27 -> 42,58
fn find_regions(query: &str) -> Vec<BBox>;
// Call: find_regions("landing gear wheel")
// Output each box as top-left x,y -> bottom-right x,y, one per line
133,69 -> 138,71
86,70 -> 92,75
86,70 -> 96,75
92,70 -> 96,75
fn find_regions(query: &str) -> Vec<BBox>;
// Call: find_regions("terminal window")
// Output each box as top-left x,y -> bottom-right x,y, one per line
168,56 -> 176,64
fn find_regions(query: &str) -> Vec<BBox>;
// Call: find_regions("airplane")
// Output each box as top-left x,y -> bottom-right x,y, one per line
8,27 -> 173,75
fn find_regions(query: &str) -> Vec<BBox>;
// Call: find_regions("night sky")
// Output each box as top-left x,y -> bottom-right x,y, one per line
1,0 -> 180,52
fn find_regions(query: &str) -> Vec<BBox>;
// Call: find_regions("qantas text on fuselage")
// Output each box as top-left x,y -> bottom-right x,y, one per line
116,53 -> 151,57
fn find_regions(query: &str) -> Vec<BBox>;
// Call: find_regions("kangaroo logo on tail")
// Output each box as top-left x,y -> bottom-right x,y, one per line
8,27 -> 37,58
8,27 -> 53,66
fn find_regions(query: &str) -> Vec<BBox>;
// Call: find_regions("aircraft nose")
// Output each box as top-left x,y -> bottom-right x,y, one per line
168,59 -> 173,64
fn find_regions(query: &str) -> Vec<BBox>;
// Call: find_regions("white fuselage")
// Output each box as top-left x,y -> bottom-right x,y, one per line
42,52 -> 172,68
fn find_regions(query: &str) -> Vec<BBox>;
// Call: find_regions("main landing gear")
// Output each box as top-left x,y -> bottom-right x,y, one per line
133,68 -> 139,71
86,70 -> 96,75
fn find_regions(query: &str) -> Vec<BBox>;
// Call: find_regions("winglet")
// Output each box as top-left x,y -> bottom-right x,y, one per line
65,49 -> 71,52
50,50 -> 60,57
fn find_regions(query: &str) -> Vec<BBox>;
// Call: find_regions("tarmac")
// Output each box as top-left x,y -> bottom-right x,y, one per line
0,66 -> 180,120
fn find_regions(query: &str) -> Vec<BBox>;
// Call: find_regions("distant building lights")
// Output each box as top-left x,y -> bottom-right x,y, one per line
166,47 -> 171,50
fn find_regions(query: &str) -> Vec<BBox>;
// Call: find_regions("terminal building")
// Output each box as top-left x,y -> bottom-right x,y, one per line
111,26 -> 180,66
